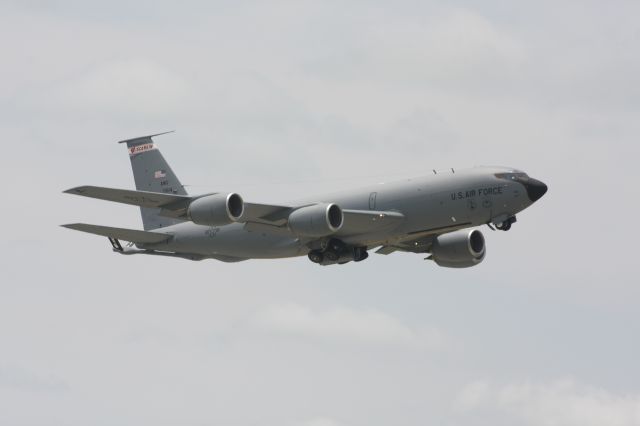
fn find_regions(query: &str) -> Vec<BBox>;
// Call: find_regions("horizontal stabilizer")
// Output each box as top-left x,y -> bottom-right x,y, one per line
62,223 -> 172,244
118,131 -> 175,146
64,186 -> 192,210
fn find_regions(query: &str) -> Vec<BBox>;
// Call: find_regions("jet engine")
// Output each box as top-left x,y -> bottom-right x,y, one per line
288,203 -> 343,237
430,229 -> 486,268
187,193 -> 244,226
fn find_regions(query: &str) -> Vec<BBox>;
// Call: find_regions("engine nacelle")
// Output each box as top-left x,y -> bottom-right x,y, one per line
431,229 -> 486,268
288,203 -> 343,237
187,193 -> 244,226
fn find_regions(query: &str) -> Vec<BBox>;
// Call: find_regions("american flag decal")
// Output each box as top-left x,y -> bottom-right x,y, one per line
154,170 -> 167,179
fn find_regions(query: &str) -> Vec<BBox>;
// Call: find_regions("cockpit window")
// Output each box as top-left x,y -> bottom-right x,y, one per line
495,172 -> 529,181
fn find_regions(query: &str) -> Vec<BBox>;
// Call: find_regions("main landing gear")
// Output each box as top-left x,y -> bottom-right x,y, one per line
495,215 -> 517,231
308,239 -> 369,265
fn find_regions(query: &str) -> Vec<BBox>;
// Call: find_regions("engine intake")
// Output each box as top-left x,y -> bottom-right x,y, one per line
288,203 -> 343,237
187,193 -> 244,226
431,229 -> 486,268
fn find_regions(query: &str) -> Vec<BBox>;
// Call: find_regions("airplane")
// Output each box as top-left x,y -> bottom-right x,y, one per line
62,132 -> 548,267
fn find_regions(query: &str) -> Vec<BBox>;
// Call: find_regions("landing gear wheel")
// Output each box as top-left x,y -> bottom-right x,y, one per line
308,251 -> 324,264
496,221 -> 511,231
328,239 -> 346,253
496,216 -> 516,231
308,240 -> 367,265
324,250 -> 339,262
353,247 -> 369,262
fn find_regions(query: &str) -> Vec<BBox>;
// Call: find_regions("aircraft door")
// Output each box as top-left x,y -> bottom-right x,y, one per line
368,192 -> 377,210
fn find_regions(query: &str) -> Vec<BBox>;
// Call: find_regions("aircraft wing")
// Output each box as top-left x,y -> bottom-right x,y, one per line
64,186 -> 192,209
64,186 -> 292,222
64,186 -> 404,235
244,208 -> 405,237
62,223 -> 172,244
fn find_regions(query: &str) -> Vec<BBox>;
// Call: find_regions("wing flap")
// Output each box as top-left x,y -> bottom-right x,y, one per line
375,245 -> 400,255
62,223 -> 172,244
336,209 -> 405,236
242,202 -> 293,226
243,221 -> 291,235
375,223 -> 472,254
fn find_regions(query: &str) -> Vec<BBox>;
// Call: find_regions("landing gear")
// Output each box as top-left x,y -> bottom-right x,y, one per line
353,247 -> 369,262
307,239 -> 369,265
324,239 -> 345,261
108,237 -> 123,252
496,221 -> 511,231
308,250 -> 324,264
325,250 -> 339,261
495,216 -> 517,231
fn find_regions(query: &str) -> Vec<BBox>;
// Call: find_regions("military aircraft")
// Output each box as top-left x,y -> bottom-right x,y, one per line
63,132 -> 547,267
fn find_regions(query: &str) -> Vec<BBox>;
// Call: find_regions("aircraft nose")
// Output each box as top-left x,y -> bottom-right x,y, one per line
525,178 -> 548,202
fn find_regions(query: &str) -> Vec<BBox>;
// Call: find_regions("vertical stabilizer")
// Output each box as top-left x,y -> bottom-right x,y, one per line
119,132 -> 188,230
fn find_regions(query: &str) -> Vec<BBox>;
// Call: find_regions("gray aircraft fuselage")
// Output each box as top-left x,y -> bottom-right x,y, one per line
138,166 -> 545,261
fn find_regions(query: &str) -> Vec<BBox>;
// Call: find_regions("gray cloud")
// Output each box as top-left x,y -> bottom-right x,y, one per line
456,380 -> 640,426
0,1 -> 638,425
0,365 -> 68,392
298,418 -> 348,426
245,303 -> 443,347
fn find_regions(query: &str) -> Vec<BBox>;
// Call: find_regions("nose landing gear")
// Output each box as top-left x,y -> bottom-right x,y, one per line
495,215 -> 517,231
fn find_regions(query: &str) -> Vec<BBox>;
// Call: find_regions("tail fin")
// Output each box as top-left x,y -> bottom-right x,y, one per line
119,132 -> 188,230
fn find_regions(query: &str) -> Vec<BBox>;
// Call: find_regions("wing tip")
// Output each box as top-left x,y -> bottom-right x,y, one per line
60,223 -> 82,231
63,186 -> 90,195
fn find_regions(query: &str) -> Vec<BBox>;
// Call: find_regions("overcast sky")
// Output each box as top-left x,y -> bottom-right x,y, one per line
1,1 -> 639,425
